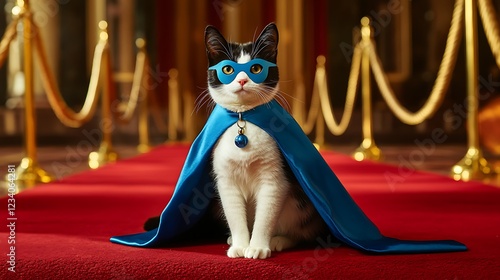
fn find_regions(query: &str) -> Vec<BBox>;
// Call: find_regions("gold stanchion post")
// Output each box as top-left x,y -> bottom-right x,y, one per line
137,95 -> 150,153
15,0 -> 53,186
353,17 -> 382,161
312,56 -> 326,149
88,21 -> 118,169
136,38 -> 151,153
314,105 -> 325,150
451,0 -> 493,180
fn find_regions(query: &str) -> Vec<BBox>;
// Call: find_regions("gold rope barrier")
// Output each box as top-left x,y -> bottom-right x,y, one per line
306,46 -> 361,137
369,0 -> 464,125
135,39 -> 152,153
33,19 -> 104,128
0,17 -> 19,68
112,38 -> 147,125
108,36 -> 170,151
353,17 -> 381,161
14,0 -> 53,185
148,76 -> 169,137
88,21 -> 118,169
3,1 -> 169,180
137,81 -> 151,153
313,105 -> 325,147
478,0 -> 500,69
9,0 -> 494,183
106,37 -> 169,152
451,0 -> 493,180
301,44 -> 361,146
135,39 -> 169,152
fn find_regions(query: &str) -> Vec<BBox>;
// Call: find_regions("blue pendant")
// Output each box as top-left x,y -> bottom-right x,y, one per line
234,134 -> 248,148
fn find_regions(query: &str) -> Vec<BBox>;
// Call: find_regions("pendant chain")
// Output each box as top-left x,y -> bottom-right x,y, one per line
234,112 -> 249,148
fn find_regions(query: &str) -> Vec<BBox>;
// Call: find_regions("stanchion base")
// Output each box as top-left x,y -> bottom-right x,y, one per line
88,144 -> 119,169
13,157 -> 53,190
353,140 -> 382,161
451,148 -> 494,181
137,144 -> 151,154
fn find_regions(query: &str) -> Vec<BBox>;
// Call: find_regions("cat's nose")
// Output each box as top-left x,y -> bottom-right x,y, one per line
238,79 -> 248,86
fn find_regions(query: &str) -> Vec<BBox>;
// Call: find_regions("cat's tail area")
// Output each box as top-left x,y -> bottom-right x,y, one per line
141,210 -> 228,245
143,216 -> 160,231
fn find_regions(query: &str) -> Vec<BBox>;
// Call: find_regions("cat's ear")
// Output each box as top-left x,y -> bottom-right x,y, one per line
205,25 -> 230,65
253,23 -> 279,63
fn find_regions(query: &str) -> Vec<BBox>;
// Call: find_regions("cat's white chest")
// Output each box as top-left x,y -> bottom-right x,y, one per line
212,121 -> 282,197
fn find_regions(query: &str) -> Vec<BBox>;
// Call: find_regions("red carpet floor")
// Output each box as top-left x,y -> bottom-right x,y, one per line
1,144 -> 500,279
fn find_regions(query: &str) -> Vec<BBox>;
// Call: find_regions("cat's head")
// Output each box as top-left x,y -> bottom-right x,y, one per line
205,23 -> 279,113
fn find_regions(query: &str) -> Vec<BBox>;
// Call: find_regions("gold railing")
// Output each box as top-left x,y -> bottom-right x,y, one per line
0,0 -> 172,187
305,0 -> 499,181
2,0 -> 499,186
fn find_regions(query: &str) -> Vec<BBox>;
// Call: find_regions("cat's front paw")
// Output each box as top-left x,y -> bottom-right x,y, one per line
227,246 -> 245,258
244,246 -> 271,259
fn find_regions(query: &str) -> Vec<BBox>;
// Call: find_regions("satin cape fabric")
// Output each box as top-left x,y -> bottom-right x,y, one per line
111,100 -> 467,253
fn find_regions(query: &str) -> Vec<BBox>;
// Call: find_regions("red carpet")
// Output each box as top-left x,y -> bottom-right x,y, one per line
1,144 -> 500,279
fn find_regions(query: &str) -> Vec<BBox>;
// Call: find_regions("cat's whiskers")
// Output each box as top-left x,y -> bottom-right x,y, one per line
246,86 -> 282,111
213,38 -> 233,59
252,41 -> 273,58
273,87 -> 301,103
274,93 -> 291,112
252,89 -> 270,107
251,33 -> 273,58
251,40 -> 266,58
194,90 -> 216,115
258,85 -> 292,112
228,43 -> 234,59
250,27 -> 259,56
194,89 -> 209,107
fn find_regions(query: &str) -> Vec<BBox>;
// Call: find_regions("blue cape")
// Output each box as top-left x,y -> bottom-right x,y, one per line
111,100 -> 466,253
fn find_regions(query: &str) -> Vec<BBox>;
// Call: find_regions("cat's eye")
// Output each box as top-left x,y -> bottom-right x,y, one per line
222,66 -> 234,75
250,64 -> 263,74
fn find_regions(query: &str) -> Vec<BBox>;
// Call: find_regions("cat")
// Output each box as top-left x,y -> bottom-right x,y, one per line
143,23 -> 327,259
205,23 -> 327,259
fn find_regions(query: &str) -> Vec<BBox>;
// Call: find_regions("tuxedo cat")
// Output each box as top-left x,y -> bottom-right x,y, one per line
122,23 -> 466,256
205,23 -> 326,259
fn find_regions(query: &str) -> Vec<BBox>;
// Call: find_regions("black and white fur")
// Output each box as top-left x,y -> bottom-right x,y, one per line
205,23 -> 326,259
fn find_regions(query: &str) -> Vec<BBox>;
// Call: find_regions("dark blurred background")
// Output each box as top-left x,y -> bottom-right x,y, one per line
0,0 -> 499,147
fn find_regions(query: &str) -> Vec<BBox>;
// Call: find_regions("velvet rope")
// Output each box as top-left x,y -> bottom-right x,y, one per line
33,19 -> 104,128
478,0 -> 500,69
0,17 -> 19,69
302,45 -> 361,135
369,0 -> 464,125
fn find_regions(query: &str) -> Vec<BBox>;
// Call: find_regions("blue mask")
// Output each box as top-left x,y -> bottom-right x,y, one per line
208,58 -> 277,84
